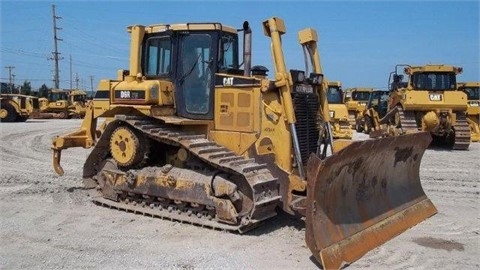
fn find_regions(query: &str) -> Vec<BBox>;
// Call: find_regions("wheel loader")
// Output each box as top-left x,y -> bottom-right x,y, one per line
457,82 -> 479,142
344,87 -> 373,130
51,17 -> 437,269
0,94 -> 39,122
384,64 -> 470,149
326,81 -> 352,139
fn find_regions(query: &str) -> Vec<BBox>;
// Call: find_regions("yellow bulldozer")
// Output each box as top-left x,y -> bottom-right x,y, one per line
382,64 -> 470,150
0,94 -> 39,122
358,89 -> 392,136
326,81 -> 352,139
50,17 -> 437,268
37,89 -> 88,119
68,89 -> 88,118
344,87 -> 373,131
457,82 -> 479,142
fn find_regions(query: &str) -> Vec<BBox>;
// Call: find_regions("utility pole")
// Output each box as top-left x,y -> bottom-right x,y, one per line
5,65 -> 15,93
12,74 -> 16,93
89,75 -> 94,98
75,73 -> 79,89
51,4 -> 62,89
69,54 -> 73,90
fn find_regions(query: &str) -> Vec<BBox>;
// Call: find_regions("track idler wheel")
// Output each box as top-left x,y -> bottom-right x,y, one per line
109,126 -> 148,168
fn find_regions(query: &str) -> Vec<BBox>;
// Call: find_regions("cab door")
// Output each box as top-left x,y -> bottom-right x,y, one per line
175,33 -> 216,120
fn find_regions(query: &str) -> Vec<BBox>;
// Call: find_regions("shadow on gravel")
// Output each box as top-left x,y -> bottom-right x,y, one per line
244,210 -> 305,236
66,186 -> 90,193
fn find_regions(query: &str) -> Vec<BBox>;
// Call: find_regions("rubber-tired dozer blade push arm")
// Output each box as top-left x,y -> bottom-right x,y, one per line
51,101 -> 98,176
305,131 -> 437,269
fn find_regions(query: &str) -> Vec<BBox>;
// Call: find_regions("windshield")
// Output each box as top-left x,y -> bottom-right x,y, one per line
463,87 -> 479,100
327,86 -> 343,104
72,94 -> 86,102
48,92 -> 68,101
218,33 -> 238,71
411,72 -> 456,91
145,36 -> 172,77
352,91 -> 370,101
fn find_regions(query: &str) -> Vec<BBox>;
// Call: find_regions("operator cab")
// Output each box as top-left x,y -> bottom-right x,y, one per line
141,23 -> 240,120
326,82 -> 344,104
367,90 -> 389,118
411,72 -> 457,91
48,91 -> 69,102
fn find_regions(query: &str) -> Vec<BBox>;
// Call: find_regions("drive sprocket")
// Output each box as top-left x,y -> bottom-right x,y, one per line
109,125 -> 148,167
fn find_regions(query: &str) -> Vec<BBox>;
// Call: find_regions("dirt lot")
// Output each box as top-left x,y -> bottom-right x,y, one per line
1,119 -> 479,269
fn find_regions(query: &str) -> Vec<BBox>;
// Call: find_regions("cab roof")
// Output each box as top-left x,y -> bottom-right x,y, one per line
127,23 -> 237,35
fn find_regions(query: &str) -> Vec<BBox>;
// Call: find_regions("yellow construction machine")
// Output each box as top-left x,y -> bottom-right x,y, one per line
326,81 -> 352,139
384,64 -> 470,149
68,89 -> 88,118
457,82 -> 479,142
358,89 -> 399,138
344,87 -> 373,131
51,17 -> 436,268
0,94 -> 39,122
37,89 -> 88,119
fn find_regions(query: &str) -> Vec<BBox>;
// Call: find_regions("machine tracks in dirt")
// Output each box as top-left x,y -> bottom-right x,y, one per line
84,115 -> 281,233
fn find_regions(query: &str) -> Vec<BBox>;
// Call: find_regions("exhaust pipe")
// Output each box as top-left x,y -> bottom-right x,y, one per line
243,21 -> 252,76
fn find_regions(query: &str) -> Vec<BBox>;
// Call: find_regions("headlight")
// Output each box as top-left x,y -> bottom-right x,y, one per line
308,73 -> 323,85
290,70 -> 305,83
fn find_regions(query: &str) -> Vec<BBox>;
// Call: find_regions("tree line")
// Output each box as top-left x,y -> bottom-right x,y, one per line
1,81 -> 51,97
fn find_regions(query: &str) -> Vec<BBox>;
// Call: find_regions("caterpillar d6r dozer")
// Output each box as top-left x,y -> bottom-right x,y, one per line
51,17 -> 437,269
387,64 -> 470,150
457,82 -> 480,142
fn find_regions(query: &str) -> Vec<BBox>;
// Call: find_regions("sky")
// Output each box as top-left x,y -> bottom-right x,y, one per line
1,0 -> 479,92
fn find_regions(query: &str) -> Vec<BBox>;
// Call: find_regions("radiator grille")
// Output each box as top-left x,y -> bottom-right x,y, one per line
292,88 -> 320,164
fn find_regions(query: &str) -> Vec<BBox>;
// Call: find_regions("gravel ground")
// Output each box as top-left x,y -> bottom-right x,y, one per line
0,119 -> 479,269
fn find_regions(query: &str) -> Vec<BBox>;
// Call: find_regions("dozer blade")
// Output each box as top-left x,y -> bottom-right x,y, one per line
305,132 -> 437,269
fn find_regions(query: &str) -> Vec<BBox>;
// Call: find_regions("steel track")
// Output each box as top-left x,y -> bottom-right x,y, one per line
83,115 -> 281,233
452,111 -> 470,150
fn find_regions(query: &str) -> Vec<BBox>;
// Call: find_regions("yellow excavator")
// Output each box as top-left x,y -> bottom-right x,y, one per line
457,82 -> 479,142
326,81 -> 353,139
51,17 -> 436,269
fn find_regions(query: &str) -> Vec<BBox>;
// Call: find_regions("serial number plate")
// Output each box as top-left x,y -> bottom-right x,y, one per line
329,110 -> 335,118
429,94 -> 443,101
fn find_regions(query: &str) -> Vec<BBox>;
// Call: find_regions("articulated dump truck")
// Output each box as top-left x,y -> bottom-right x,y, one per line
51,17 -> 436,269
